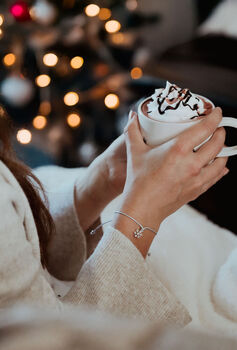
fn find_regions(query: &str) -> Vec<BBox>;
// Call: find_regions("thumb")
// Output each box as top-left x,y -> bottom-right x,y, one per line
123,111 -> 146,151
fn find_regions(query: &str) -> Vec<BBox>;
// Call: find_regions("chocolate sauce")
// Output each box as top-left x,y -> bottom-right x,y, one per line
156,85 -> 205,118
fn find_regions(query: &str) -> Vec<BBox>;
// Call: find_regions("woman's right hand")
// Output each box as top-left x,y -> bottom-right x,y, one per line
112,108 -> 229,258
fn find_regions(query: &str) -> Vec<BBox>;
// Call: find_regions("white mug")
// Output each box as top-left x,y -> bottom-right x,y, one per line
137,97 -> 237,157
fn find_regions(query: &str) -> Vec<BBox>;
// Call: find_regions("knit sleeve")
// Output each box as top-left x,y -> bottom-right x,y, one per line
33,166 -> 101,281
63,225 -> 191,326
0,170 -> 191,326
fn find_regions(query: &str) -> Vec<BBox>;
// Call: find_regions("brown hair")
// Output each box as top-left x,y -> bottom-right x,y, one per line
0,108 -> 55,268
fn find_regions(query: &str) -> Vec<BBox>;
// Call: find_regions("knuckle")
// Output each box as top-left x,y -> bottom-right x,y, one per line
173,139 -> 188,156
188,161 -> 201,177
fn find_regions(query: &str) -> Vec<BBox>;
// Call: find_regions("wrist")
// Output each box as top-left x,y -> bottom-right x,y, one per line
74,159 -> 116,232
111,192 -> 162,258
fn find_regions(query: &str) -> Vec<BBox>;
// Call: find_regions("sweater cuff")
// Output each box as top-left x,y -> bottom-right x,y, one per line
65,225 -> 191,326
46,179 -> 87,281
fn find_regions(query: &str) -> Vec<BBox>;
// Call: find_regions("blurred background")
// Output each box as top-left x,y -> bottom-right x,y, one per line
0,0 -> 237,233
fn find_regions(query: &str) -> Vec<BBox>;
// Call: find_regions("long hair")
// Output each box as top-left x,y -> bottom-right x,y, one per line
0,108 -> 55,268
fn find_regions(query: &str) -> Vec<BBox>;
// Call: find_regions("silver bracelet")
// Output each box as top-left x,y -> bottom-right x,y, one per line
90,211 -> 157,239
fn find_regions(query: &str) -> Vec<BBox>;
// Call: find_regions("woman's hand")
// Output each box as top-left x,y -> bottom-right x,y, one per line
97,133 -> 127,198
74,133 -> 127,234
113,108 -> 229,258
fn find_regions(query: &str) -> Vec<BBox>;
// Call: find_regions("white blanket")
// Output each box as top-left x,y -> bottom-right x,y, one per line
102,197 -> 237,337
36,166 -> 237,336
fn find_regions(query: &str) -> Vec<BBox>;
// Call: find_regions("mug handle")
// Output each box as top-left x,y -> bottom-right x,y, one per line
217,117 -> 237,157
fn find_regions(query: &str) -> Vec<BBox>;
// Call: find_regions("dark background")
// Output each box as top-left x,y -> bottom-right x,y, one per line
0,0 -> 237,234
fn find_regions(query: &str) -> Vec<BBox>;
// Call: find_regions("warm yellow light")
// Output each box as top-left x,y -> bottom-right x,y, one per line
104,93 -> 120,109
39,101 -> 51,115
16,129 -> 32,144
0,28 -> 3,38
85,4 -> 100,17
35,74 -> 51,87
130,67 -> 143,80
0,15 -> 4,26
105,20 -> 121,33
67,113 -> 81,128
33,115 -> 47,130
99,8 -> 111,20
43,53 -> 58,67
111,33 -> 125,44
3,53 -> 16,67
64,92 -> 79,106
70,56 -> 84,69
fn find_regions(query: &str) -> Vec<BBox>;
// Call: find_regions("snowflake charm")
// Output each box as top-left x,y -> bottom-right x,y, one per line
134,227 -> 144,239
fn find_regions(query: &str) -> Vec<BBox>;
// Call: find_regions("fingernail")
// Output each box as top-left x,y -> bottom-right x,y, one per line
223,168 -> 229,176
128,110 -> 134,120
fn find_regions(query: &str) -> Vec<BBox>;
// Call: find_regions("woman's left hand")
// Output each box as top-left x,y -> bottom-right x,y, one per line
99,134 -> 127,198
74,133 -> 127,233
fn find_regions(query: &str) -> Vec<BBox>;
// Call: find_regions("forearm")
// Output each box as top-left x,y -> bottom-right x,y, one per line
74,157 -> 118,233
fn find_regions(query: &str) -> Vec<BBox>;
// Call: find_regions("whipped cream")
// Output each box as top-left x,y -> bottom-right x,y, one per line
147,81 -> 213,122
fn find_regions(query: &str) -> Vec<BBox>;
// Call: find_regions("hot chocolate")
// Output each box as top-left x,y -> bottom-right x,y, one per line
142,82 -> 213,122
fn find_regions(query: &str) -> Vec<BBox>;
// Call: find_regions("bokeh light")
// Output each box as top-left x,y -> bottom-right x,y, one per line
111,33 -> 125,45
130,67 -> 143,79
43,53 -> 58,67
99,8 -> 111,20
67,113 -> 81,128
39,101 -> 51,115
85,4 -> 100,17
105,20 -> 121,33
126,0 -> 138,11
104,93 -> 120,109
33,115 -> 47,130
70,56 -> 84,69
35,74 -> 51,87
16,129 -> 32,144
64,92 -> 79,106
0,15 -> 4,26
3,53 -> 16,66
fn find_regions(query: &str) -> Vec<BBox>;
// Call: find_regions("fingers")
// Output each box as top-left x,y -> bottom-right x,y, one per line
200,165 -> 229,195
179,107 -> 223,152
197,156 -> 228,193
123,111 -> 147,154
195,126 -> 226,167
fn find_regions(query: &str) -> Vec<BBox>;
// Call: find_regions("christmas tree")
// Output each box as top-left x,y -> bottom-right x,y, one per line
0,0 -> 159,167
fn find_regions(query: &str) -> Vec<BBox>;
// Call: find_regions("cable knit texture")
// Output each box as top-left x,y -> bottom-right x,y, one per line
0,160 -> 191,325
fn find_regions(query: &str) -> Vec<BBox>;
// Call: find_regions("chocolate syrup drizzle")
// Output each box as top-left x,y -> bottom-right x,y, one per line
148,85 -> 204,119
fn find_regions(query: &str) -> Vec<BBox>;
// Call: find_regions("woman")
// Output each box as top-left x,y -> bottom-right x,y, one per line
0,106 -> 228,326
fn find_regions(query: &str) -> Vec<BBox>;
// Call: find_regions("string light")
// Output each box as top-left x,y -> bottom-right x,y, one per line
99,8 -> 111,20
70,56 -> 84,69
43,53 -> 58,67
16,129 -> 32,144
85,4 -> 100,17
0,15 -> 4,26
39,101 -> 51,115
105,20 -> 121,33
3,53 -> 16,67
35,74 -> 51,87
104,93 -> 120,109
0,28 -> 3,38
33,115 -> 47,130
130,67 -> 143,79
64,92 -> 79,106
67,113 -> 81,128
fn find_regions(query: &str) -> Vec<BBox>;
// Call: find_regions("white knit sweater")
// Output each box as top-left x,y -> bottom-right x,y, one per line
0,160 -> 190,326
